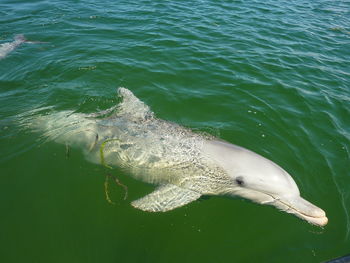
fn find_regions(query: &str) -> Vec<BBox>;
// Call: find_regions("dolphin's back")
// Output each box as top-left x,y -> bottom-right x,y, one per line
95,115 -> 216,184
88,89 -> 229,193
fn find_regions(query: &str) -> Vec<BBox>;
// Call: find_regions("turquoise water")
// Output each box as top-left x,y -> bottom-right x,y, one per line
1,0 -> 349,262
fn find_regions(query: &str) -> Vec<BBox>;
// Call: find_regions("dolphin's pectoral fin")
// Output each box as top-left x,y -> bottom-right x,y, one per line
131,184 -> 201,212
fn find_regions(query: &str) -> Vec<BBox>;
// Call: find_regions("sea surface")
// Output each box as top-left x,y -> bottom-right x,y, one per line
0,0 -> 349,262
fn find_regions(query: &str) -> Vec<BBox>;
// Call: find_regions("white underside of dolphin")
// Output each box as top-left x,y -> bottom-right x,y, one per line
28,88 -> 328,226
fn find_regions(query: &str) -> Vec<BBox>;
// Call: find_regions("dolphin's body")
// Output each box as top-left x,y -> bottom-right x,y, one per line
0,34 -> 45,60
30,88 -> 327,226
0,35 -> 27,60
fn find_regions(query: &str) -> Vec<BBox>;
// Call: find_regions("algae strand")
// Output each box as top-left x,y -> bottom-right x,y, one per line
100,138 -> 128,203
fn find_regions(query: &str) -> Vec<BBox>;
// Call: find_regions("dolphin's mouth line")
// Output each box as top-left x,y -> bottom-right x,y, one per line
258,191 -> 326,222
233,187 -> 327,226
274,197 -> 319,218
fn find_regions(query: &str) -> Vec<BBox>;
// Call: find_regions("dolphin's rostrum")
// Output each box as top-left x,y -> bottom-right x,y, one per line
30,88 -> 328,226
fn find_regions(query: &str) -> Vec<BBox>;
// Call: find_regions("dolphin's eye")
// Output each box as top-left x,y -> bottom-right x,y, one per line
235,176 -> 245,186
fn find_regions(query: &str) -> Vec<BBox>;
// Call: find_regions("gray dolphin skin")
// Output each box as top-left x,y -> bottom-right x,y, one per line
0,34 -> 46,60
0,34 -> 27,60
30,88 -> 328,226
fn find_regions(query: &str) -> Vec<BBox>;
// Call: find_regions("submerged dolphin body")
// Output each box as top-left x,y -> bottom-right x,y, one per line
30,88 -> 328,226
0,34 -> 45,60
0,35 -> 27,60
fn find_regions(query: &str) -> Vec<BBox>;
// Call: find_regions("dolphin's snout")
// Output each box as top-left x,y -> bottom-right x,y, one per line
289,197 -> 325,217
282,196 -> 328,226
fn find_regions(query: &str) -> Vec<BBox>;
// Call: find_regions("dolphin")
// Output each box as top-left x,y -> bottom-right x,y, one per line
28,88 -> 328,226
0,34 -> 46,60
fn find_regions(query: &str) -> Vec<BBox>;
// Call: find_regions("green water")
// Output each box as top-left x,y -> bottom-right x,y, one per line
1,0 -> 349,262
